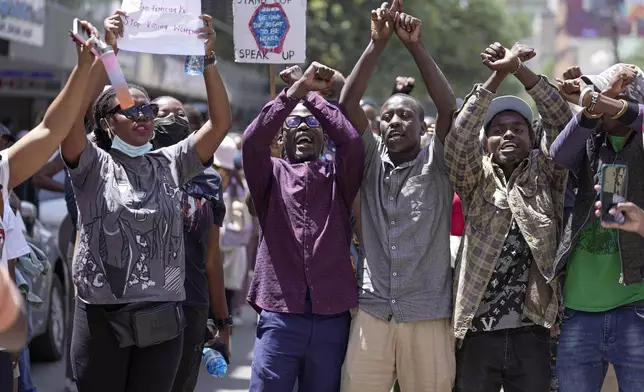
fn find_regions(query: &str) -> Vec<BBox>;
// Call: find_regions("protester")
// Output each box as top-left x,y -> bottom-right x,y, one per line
444,41 -> 571,391
213,136 -> 252,325
151,95 -> 230,392
551,63 -> 644,392
338,2 -> 457,390
0,20 -> 96,392
242,62 -> 363,392
60,11 -> 231,392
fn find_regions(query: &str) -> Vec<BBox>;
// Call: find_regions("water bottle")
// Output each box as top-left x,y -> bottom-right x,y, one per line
203,347 -> 227,377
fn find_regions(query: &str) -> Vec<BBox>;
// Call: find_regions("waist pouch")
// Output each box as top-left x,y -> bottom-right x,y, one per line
103,302 -> 185,348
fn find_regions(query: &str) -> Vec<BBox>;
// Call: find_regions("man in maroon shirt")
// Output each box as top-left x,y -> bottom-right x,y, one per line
241,62 -> 364,392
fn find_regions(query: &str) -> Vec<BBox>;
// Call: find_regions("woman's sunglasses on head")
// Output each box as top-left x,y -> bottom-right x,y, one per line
285,115 -> 320,129
108,103 -> 159,121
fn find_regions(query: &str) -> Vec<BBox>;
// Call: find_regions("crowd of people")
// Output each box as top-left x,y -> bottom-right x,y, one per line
2,1 -> 644,392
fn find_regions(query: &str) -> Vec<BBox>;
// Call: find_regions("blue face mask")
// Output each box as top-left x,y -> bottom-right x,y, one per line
111,135 -> 152,157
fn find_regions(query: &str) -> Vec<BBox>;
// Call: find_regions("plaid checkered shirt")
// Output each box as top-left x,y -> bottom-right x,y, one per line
445,76 -> 572,340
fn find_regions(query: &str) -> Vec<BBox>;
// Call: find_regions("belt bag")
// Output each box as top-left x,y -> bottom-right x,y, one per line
104,302 -> 184,348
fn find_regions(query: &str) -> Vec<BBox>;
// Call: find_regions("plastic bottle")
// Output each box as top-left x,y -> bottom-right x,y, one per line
184,55 -> 204,76
203,347 -> 227,377
99,45 -> 134,110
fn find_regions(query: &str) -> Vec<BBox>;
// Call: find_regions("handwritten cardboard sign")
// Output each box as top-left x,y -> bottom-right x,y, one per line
118,0 -> 204,55
233,0 -> 306,64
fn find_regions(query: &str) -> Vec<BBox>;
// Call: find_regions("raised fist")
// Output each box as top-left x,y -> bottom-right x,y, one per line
280,65 -> 303,87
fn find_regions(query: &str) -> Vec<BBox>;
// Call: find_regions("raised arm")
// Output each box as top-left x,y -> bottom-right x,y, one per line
192,14 -> 232,165
303,92 -> 364,205
62,13 -> 124,166
339,3 -> 398,135
549,112 -> 596,172
394,12 -> 456,143
445,71 -> 505,204
241,91 -> 299,201
508,43 -> 572,154
6,30 -> 95,189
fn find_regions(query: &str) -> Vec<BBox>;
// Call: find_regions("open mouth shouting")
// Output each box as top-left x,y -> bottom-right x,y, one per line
295,131 -> 315,148
500,142 -> 518,152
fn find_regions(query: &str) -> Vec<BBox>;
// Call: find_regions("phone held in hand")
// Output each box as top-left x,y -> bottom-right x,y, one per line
599,163 -> 629,224
69,18 -> 99,57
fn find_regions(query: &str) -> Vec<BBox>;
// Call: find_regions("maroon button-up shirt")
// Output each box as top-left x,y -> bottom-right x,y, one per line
242,90 -> 364,315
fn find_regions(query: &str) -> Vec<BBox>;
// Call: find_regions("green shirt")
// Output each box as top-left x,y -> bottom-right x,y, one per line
563,135 -> 644,311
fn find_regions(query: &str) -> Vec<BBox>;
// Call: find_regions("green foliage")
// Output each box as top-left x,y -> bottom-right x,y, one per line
306,0 -> 530,110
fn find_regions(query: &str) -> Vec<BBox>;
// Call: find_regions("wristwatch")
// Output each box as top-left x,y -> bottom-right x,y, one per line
214,316 -> 234,328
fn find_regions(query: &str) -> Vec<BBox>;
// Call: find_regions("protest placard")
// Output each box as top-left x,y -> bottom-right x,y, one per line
118,0 -> 205,55
233,0 -> 306,64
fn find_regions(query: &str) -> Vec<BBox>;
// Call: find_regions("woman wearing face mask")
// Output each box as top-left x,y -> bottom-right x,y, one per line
152,95 -> 231,392
59,12 -> 231,392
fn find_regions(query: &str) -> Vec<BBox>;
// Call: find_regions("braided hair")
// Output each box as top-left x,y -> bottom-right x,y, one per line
92,84 -> 150,151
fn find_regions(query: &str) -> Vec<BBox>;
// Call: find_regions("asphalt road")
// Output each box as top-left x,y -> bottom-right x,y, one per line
32,306 -> 257,392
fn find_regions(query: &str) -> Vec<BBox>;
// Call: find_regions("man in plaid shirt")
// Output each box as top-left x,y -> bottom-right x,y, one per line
444,42 -> 571,392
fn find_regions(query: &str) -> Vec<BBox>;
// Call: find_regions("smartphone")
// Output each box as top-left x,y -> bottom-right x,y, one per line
599,163 -> 629,224
69,18 -> 99,57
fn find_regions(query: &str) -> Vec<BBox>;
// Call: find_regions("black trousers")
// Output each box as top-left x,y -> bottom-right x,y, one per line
171,304 -> 209,392
0,351 -> 14,392
71,299 -> 184,392
455,326 -> 551,392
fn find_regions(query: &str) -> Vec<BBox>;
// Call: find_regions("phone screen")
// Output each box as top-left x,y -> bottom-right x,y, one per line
600,164 -> 628,224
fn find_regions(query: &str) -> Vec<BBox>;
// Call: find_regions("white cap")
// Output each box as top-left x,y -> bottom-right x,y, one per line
212,136 -> 238,170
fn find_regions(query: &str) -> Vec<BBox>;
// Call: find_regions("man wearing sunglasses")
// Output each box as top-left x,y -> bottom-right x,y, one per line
242,62 -> 364,392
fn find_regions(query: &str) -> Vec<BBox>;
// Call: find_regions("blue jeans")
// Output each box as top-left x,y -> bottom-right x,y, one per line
18,275 -> 37,392
557,306 -> 644,392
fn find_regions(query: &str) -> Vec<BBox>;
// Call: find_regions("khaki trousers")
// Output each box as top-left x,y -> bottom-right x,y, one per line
341,309 -> 455,392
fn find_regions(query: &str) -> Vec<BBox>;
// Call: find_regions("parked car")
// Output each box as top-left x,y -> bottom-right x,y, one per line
20,200 -> 71,362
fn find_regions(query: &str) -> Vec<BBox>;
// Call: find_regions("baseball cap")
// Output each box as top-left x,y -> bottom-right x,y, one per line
581,63 -> 644,104
483,96 -> 534,130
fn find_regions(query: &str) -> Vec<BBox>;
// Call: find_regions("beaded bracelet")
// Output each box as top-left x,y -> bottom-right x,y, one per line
511,59 -> 522,75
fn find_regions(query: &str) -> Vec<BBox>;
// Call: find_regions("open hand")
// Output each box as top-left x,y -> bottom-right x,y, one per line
370,2 -> 397,42
563,66 -> 582,81
199,14 -> 216,55
104,10 -> 125,48
510,42 -> 535,63
301,62 -> 335,92
603,65 -> 638,98
280,65 -> 303,87
481,42 -> 520,74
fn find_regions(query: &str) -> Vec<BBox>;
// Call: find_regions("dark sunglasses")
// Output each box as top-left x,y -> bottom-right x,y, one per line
284,115 -> 320,129
107,103 -> 159,121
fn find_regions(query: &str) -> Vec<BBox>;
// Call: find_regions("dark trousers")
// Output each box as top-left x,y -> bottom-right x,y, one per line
249,301 -> 350,392
0,351 -> 14,392
171,304 -> 209,392
456,326 -> 551,392
71,299 -> 184,392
